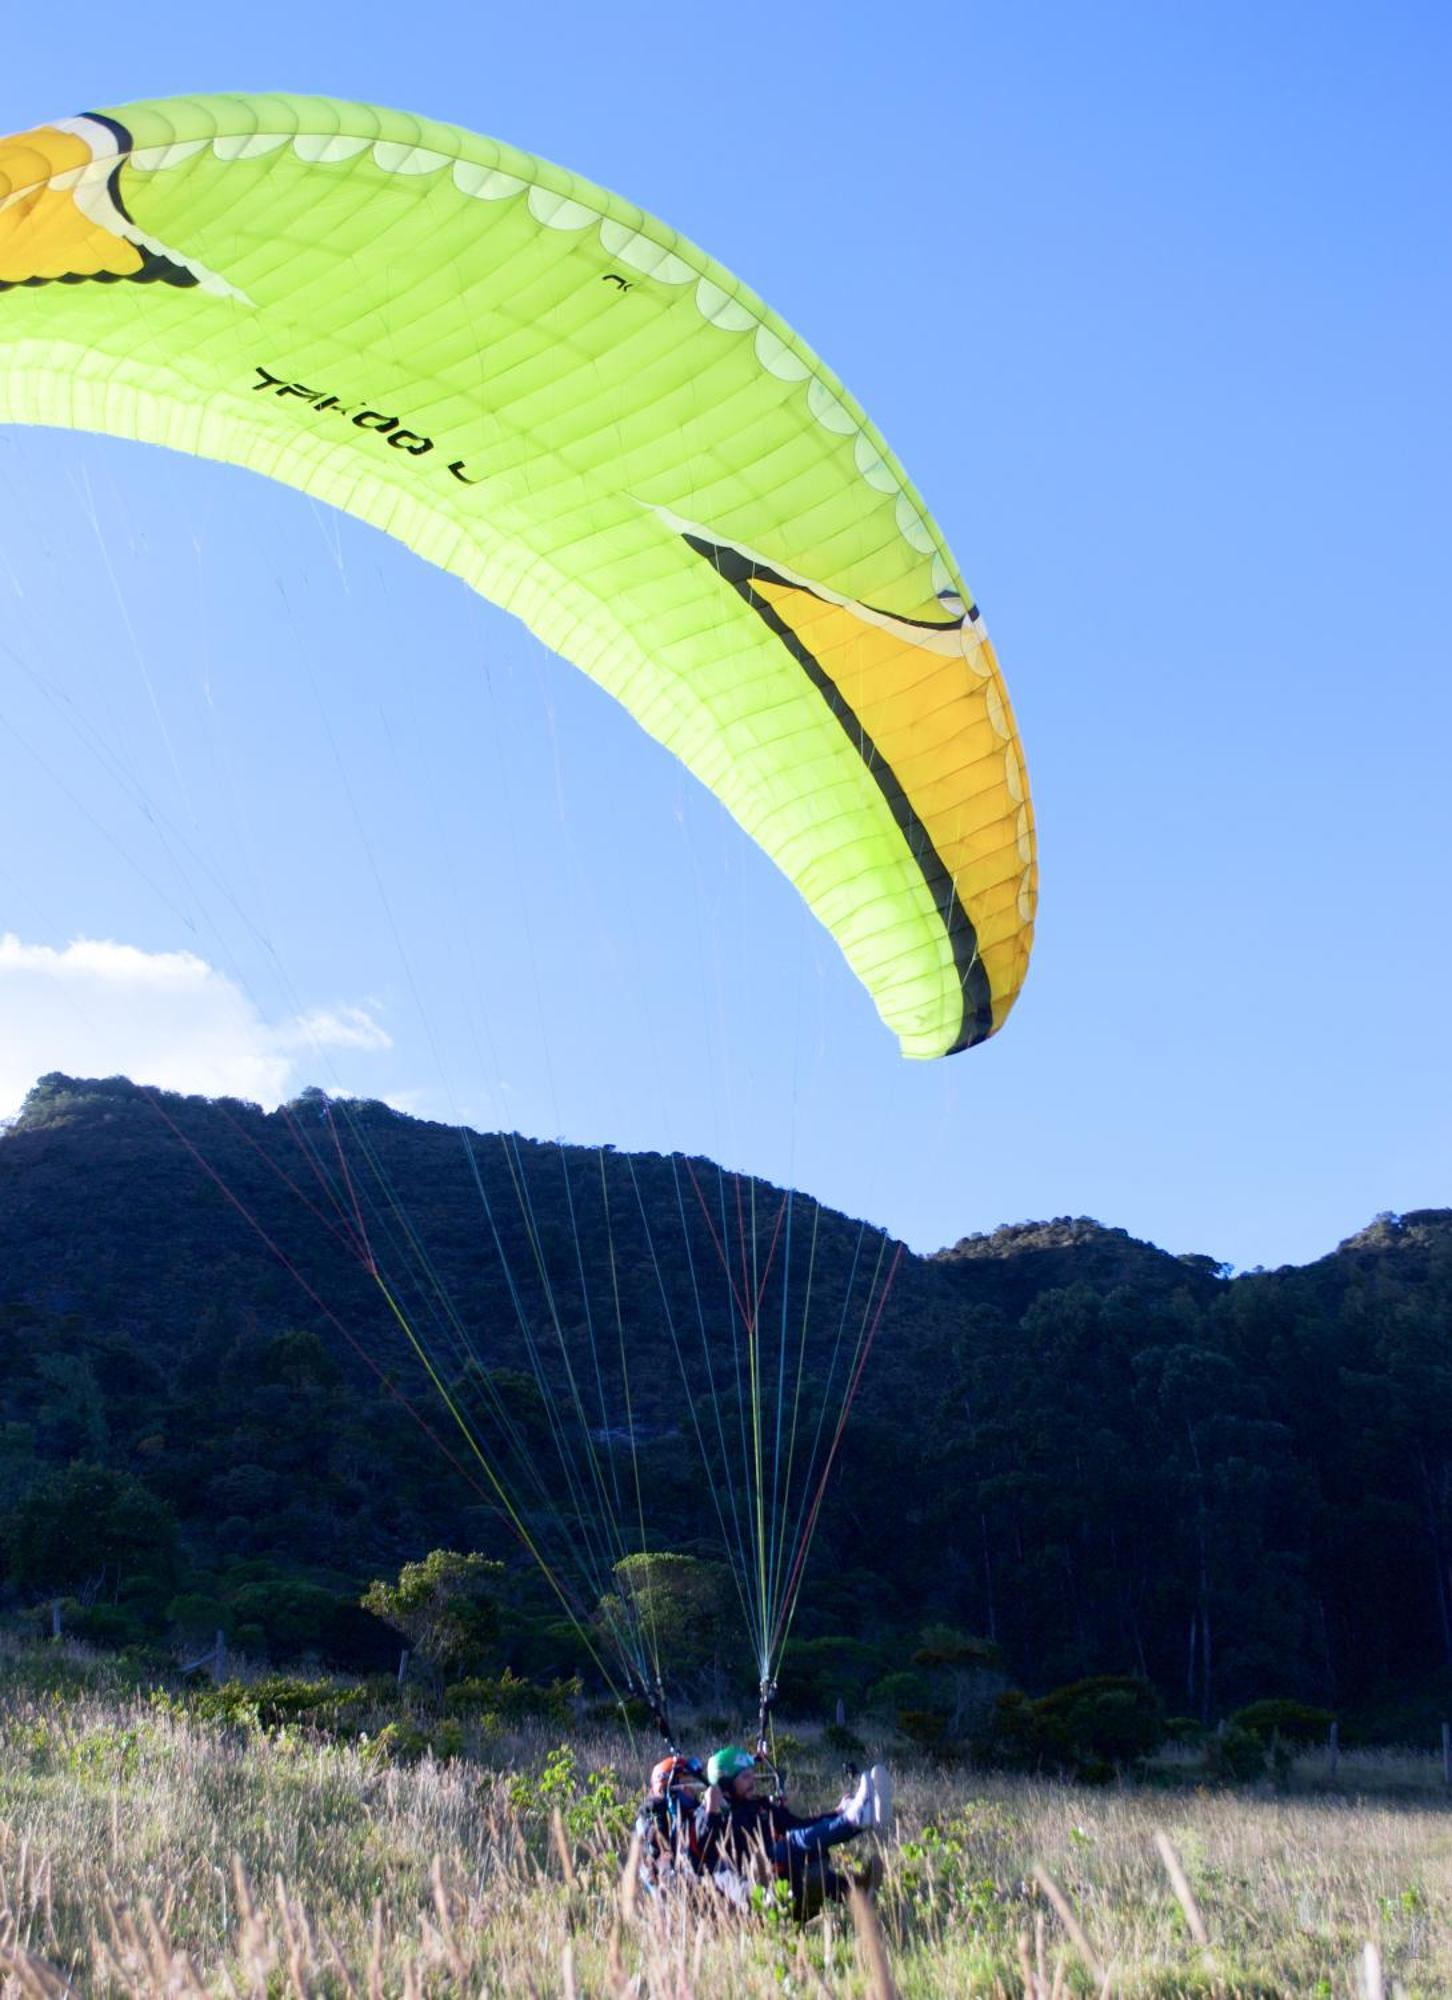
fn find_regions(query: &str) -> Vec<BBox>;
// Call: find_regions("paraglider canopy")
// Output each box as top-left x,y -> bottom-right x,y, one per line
0,92 -> 1036,1060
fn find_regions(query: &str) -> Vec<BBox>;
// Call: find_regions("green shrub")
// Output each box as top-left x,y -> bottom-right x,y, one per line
912,1627 -> 1002,1672
362,1716 -> 464,1765
1204,1723 -> 1269,1784
166,1594 -> 229,1642
64,1601 -> 146,1648
1230,1700 -> 1335,1745
780,1635 -> 882,1710
224,1582 -> 345,1660
866,1668 -> 933,1716
590,1693 -> 652,1731
507,1742 -> 632,1841
897,1707 -> 954,1756
361,1551 -> 505,1676
759,1731 -> 811,1789
867,1633 -> 1004,1750
1038,1676 -> 1164,1765
193,1675 -> 369,1732
444,1669 -> 579,1726
9,1463 -> 178,1596
117,1643 -> 175,1681
990,1676 -> 1165,1776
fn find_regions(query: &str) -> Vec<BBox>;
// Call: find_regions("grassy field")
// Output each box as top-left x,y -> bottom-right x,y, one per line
0,1644 -> 1448,1996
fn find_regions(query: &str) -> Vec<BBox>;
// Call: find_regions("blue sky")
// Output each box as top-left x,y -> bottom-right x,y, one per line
1,1 -> 1448,1271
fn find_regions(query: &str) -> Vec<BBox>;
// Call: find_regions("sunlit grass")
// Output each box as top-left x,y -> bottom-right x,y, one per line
0,1643 -> 1448,1995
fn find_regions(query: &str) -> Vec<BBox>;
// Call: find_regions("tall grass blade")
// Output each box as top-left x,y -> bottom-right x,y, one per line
1032,1865 -> 1103,1985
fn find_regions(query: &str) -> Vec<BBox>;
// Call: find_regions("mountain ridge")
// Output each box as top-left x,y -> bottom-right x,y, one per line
3,1070 -> 1450,1719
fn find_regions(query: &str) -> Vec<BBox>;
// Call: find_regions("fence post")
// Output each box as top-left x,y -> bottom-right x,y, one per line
835,1697 -> 846,1727
214,1630 -> 226,1682
1328,1720 -> 1339,1782
50,1599 -> 61,1640
1442,1721 -> 1450,1791
398,1649 -> 410,1690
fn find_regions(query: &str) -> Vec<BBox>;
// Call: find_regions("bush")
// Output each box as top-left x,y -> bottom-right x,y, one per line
897,1708 -> 954,1756
864,1668 -> 954,1754
118,1643 -> 175,1681
866,1632 -> 1004,1751
780,1635 -> 883,1711
595,1553 -> 737,1693
588,1693 -> 654,1732
63,1601 -> 146,1648
990,1676 -> 1165,1777
768,1731 -> 808,1773
1037,1676 -> 1165,1765
912,1627 -> 1002,1673
118,1573 -> 173,1627
224,1581 -> 345,1660
1204,1723 -> 1269,1784
361,1550 -> 505,1676
8,1463 -> 178,1597
364,1716 -> 465,1765
866,1668 -> 934,1717
1230,1700 -> 1335,1745
443,1669 -> 579,1726
193,1675 -> 371,1732
507,1743 -> 632,1841
166,1594 -> 229,1643
317,1600 -> 401,1674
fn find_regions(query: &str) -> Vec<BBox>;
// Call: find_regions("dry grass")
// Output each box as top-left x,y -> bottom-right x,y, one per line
0,1650 -> 1449,1995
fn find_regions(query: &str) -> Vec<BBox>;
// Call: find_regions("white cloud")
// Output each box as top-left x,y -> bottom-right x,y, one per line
381,1088 -> 430,1116
0,933 -> 391,1119
272,1006 -> 394,1054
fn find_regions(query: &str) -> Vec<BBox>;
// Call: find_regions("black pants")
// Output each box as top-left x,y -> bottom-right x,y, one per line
784,1850 -> 853,1920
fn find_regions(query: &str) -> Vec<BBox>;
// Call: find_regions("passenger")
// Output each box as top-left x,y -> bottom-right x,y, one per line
632,1753 -> 709,1889
700,1745 -> 891,1918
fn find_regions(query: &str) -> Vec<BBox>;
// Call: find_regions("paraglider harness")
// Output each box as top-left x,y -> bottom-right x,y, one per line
637,1783 -> 709,1881
630,1674 -> 790,1889
754,1675 -> 786,1800
751,1675 -> 807,1890
685,1677 -> 794,1900
631,1677 -> 711,1883
726,1678 -> 870,1909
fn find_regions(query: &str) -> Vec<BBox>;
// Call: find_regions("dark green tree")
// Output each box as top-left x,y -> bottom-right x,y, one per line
7,1461 -> 177,1597
361,1549 -> 506,1676
597,1552 -> 738,1693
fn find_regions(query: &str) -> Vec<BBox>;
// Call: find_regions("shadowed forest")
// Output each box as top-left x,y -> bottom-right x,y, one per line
2,1072 -> 1450,1742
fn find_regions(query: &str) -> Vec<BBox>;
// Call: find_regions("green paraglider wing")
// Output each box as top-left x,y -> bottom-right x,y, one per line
0,94 -> 1035,1057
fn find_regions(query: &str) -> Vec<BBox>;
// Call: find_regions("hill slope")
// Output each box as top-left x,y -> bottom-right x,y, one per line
3,1072 -> 1449,1715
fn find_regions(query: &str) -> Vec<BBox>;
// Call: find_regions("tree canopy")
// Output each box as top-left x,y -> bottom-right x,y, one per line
2,1075 -> 1450,1728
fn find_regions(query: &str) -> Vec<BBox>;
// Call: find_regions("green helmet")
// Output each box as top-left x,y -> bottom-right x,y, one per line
706,1745 -> 757,1786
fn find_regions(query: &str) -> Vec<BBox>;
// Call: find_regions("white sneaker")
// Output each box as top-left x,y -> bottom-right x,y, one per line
840,1767 -> 876,1828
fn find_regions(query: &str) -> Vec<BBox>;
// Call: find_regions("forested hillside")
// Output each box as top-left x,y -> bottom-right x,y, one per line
2,1072 -> 1449,1727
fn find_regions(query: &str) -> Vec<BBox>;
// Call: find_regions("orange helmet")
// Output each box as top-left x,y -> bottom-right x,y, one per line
649,1754 -> 704,1798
